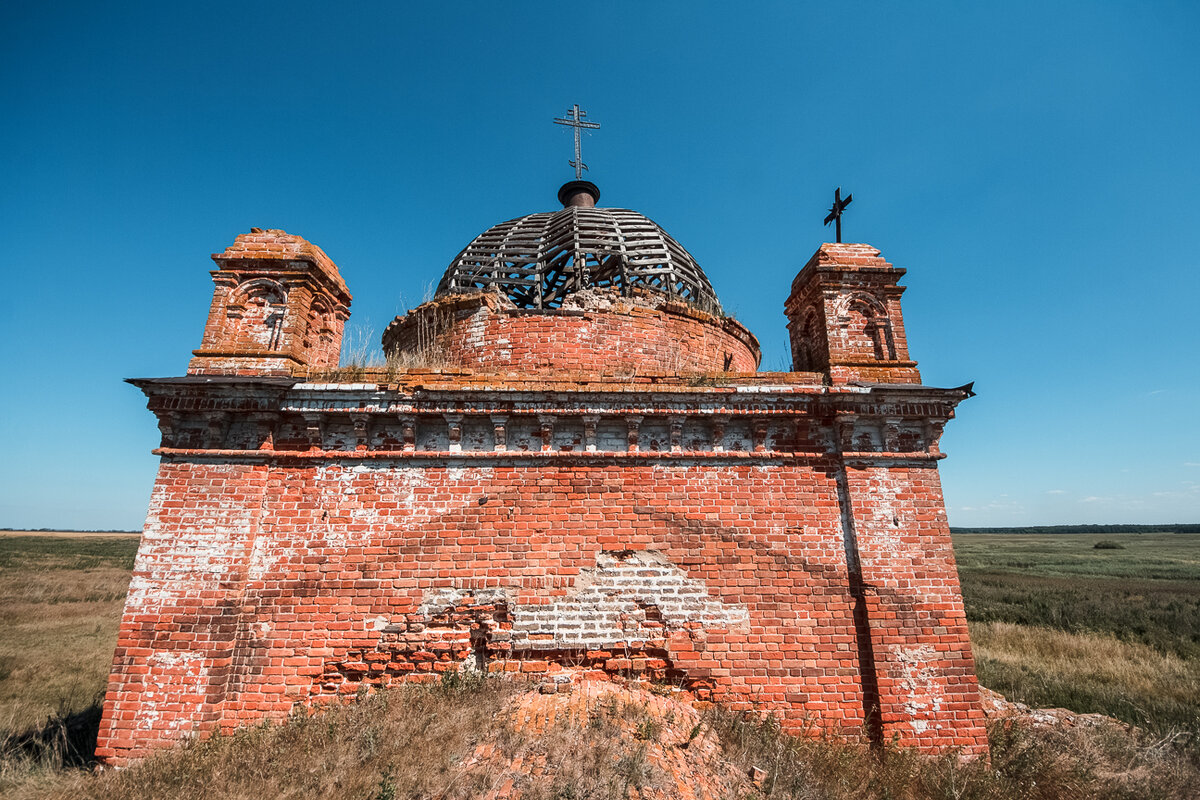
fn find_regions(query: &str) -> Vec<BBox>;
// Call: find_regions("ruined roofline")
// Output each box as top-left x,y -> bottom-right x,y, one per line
380,287 -> 762,376
212,227 -> 351,302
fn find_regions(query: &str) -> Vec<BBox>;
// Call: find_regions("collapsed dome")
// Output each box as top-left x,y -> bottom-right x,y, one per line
435,181 -> 723,313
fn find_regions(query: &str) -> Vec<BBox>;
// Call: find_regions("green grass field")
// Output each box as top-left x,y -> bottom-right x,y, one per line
953,532 -> 1200,737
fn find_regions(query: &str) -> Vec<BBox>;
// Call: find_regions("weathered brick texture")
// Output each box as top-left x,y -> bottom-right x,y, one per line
785,243 -> 920,384
97,233 -> 988,764
381,288 -> 760,374
189,228 -> 351,376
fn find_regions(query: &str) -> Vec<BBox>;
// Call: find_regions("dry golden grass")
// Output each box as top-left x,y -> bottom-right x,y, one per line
8,678 -> 1199,800
0,531 -> 139,539
0,535 -> 135,793
27,679 -> 521,800
972,622 -> 1197,701
710,703 -> 1200,800
971,621 -> 1200,738
0,561 -> 131,731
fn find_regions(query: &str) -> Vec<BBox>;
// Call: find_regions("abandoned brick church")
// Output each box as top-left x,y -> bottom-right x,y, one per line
96,177 -> 988,764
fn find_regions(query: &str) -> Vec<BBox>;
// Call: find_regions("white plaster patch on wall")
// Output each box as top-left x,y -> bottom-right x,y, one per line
513,549 -> 751,648
246,519 -> 281,582
417,550 -> 750,650
493,330 -> 511,361
420,586 -> 510,617
137,651 -> 209,733
124,574 -> 165,613
316,463 -> 382,548
464,308 -> 489,349
893,644 -> 943,733
735,386 -> 795,393
444,466 -> 477,482
135,530 -> 252,583
865,466 -> 904,557
138,464 -> 256,575
311,465 -> 496,550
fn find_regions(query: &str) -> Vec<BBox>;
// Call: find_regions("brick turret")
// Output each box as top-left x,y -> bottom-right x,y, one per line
188,228 -> 351,376
785,244 -> 920,385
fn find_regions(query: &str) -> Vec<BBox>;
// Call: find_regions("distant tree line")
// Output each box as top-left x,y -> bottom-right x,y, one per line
0,527 -> 139,533
951,523 -> 1200,534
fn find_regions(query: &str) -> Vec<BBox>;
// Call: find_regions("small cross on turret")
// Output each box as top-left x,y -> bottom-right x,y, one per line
553,104 -> 601,180
823,187 -> 853,243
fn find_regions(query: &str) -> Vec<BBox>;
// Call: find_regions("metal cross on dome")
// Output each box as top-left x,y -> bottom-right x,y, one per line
823,187 -> 853,243
553,104 -> 601,180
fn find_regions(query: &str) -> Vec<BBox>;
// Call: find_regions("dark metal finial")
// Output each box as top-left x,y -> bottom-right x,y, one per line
553,103 -> 601,180
823,187 -> 853,243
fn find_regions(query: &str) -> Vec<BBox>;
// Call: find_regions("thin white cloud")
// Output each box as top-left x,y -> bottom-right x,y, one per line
1046,489 -> 1066,495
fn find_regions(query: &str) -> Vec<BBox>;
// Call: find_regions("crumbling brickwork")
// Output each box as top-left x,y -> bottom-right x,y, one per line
97,226 -> 988,765
189,228 -> 351,376
785,243 -> 920,385
381,288 -> 760,374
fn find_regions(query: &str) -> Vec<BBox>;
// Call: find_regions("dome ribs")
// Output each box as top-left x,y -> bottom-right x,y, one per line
435,206 -> 723,314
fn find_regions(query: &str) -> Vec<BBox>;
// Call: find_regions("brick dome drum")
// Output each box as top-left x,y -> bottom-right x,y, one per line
436,196 -> 722,313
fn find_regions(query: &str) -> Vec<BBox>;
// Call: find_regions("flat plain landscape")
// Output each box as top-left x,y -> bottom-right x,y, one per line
0,532 -> 137,735
1,529 -> 1196,798
955,532 -> 1199,737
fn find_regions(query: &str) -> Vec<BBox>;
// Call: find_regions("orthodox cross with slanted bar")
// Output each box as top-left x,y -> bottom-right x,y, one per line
823,187 -> 853,243
554,104 -> 601,180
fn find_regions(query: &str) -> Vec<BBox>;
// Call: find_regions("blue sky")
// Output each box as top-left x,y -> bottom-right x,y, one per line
1,2 -> 1197,530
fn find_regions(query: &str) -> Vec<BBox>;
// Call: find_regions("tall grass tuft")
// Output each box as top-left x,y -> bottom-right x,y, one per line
705,703 -> 1200,800
30,679 -> 519,800
0,698 -> 103,791
971,621 -> 1200,738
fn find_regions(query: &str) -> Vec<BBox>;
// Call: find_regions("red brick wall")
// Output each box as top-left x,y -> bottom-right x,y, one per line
382,291 -> 761,374
843,462 -> 988,751
97,452 -> 986,763
96,461 -> 270,761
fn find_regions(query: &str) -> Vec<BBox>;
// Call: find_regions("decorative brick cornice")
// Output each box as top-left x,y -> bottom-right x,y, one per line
130,376 -> 967,460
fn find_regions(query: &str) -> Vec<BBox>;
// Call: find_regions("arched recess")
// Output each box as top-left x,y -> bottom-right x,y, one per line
792,308 -> 825,371
837,292 -> 896,361
303,295 -> 338,363
303,296 -> 335,346
225,279 -> 287,351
